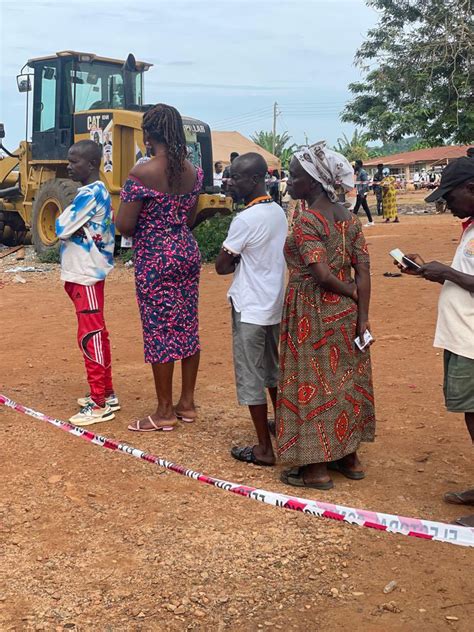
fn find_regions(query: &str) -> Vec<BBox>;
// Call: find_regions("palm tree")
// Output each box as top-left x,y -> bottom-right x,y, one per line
251,130 -> 297,168
279,146 -> 297,170
334,130 -> 371,162
251,131 -> 293,157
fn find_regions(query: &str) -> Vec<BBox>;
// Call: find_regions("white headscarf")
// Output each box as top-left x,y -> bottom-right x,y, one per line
294,141 -> 354,202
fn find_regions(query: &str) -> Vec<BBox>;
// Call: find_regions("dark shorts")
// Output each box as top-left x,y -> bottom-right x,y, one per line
443,350 -> 474,413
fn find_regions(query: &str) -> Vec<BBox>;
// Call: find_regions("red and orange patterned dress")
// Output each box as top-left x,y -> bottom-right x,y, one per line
276,207 -> 375,465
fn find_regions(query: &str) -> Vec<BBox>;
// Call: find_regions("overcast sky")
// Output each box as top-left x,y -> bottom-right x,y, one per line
0,0 -> 378,149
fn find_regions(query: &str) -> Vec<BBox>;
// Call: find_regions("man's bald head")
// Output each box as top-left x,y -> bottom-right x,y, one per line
229,152 -> 269,203
70,140 -> 103,167
232,152 -> 268,181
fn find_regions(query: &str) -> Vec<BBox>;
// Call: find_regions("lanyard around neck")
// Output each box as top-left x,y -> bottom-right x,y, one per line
244,195 -> 273,209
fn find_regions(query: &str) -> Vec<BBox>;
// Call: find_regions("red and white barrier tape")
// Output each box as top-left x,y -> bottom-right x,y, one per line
1,393 -> 473,548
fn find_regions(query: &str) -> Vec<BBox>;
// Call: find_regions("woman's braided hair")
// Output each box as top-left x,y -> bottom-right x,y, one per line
142,103 -> 187,186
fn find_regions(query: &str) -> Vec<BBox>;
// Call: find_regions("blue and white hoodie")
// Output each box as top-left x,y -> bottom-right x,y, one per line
56,181 -> 115,286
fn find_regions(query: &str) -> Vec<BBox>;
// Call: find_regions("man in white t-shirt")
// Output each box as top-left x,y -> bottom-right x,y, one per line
398,157 -> 474,527
213,161 -> 224,189
215,153 -> 288,466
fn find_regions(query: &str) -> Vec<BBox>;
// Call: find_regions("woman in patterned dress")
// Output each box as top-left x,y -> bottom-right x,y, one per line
117,104 -> 206,432
381,167 -> 399,223
277,142 -> 375,490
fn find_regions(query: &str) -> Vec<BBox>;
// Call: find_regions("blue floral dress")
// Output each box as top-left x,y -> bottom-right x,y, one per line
120,169 -> 203,364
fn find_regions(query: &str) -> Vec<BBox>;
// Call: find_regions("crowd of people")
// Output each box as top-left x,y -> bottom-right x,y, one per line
216,157 -> 401,226
353,160 -> 399,225
214,157 -> 286,205
55,103 -> 474,525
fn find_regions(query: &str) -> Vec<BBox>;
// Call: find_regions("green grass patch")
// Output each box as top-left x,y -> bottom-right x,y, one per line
38,248 -> 60,264
194,213 -> 235,262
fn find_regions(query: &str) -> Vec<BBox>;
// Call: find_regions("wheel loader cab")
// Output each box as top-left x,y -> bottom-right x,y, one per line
28,51 -> 147,161
0,50 -> 233,253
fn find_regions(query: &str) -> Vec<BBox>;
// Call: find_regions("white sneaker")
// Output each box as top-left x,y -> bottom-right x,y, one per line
77,393 -> 121,412
364,222 -> 375,226
69,403 -> 115,426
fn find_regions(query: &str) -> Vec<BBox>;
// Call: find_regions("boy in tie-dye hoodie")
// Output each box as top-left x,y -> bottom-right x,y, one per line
56,140 -> 119,425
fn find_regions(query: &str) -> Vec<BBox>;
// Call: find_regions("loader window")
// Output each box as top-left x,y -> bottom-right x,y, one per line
134,72 -> 143,106
68,61 -> 142,111
39,64 -> 57,132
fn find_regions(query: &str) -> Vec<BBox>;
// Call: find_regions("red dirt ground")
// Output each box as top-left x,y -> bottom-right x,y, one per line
0,214 -> 472,631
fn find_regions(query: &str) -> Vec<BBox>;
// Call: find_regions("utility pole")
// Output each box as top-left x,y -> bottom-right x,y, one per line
272,101 -> 278,155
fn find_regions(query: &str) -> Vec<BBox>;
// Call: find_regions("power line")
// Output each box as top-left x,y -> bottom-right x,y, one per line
211,113 -> 272,130
211,116 -> 271,129
279,112 -> 344,116
211,106 -> 271,126
211,102 -> 344,128
281,106 -> 343,112
210,101 -> 345,135
212,112 -> 270,127
212,121 -> 271,132
279,100 -> 347,106
279,111 -> 292,135
281,111 -> 343,117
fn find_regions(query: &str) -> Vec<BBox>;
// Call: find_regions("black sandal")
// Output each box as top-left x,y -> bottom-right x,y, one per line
454,514 -> 474,528
444,491 -> 474,507
328,460 -> 366,480
230,445 -> 275,467
280,468 -> 334,490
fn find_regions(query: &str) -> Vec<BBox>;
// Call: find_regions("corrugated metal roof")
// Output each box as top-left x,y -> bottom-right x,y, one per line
365,145 -> 471,167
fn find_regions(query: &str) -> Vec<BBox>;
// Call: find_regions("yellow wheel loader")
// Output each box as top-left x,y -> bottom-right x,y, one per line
0,51 -> 232,253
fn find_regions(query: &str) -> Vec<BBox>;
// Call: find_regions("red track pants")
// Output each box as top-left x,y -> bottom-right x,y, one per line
65,281 -> 114,407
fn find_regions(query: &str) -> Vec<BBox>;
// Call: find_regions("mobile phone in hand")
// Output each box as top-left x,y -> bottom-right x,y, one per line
389,248 -> 421,271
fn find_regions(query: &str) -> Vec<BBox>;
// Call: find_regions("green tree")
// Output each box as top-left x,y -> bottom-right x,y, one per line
334,130 -> 371,162
251,130 -> 296,167
367,136 -> 435,156
342,0 -> 473,145
279,146 -> 297,170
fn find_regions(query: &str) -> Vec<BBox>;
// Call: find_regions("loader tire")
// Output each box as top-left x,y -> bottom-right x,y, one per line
32,179 -> 78,256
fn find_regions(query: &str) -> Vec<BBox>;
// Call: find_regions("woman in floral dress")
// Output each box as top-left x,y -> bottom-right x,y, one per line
381,167 -> 399,223
117,104 -> 206,431
277,142 -> 376,489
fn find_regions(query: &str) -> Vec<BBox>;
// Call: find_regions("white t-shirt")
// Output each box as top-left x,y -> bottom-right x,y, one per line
223,200 -> 288,325
434,222 -> 474,359
213,172 -> 223,187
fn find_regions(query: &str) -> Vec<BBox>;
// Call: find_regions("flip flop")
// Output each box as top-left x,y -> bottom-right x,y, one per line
230,445 -> 275,467
280,469 -> 334,490
328,461 -> 366,480
174,410 -> 197,423
127,415 -> 176,432
444,491 -> 474,507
